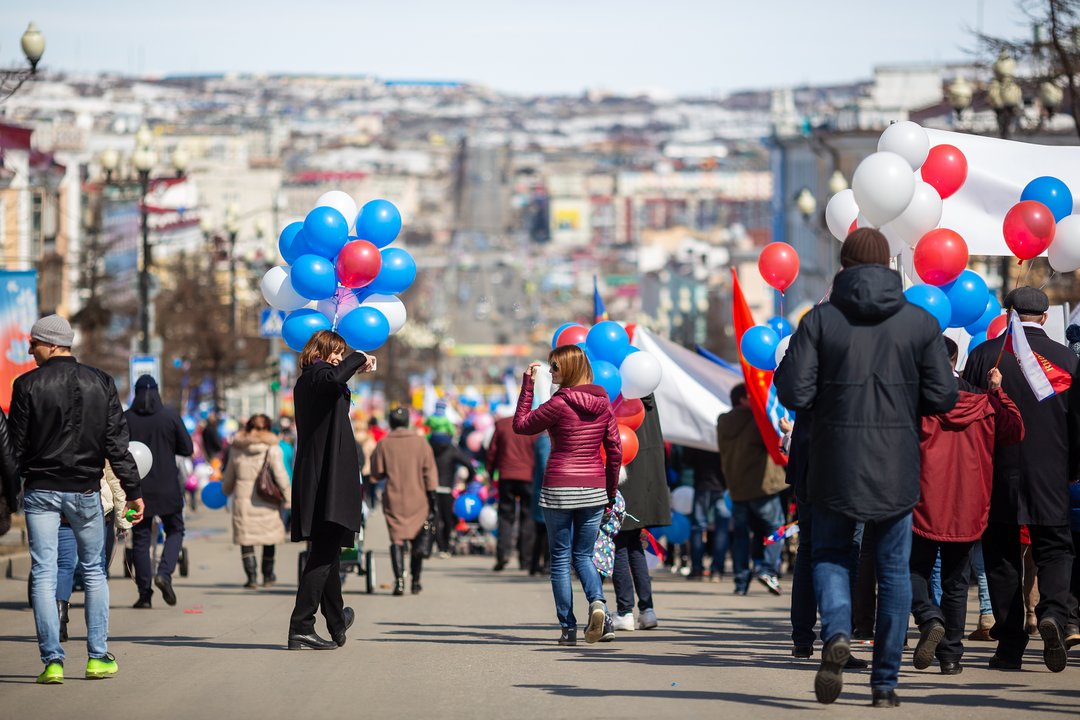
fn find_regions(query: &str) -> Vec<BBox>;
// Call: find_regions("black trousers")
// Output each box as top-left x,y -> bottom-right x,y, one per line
496,479 -> 535,566
853,523 -> 878,635
612,529 -> 653,616
289,522 -> 347,636
1071,531 -> 1080,628
435,493 -> 455,553
910,535 -> 974,663
131,511 -> 185,601
982,521 -> 1075,661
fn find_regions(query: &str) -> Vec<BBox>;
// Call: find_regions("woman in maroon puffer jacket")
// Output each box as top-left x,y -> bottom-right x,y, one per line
514,344 -> 622,646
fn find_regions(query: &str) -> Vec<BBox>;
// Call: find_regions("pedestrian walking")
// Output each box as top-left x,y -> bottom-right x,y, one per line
287,330 -> 376,650
11,314 -> 144,683
429,429 -> 475,556
684,444 -> 728,581
124,375 -> 194,609
221,414 -> 291,589
513,345 -> 622,646
488,412 -> 537,571
370,408 -> 438,595
962,286 -> 1080,673
774,229 -> 957,707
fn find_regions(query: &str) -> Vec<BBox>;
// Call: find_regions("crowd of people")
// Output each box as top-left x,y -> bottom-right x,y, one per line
2,230 -> 1079,706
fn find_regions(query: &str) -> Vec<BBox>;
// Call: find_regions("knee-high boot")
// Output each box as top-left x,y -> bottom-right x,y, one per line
262,547 -> 277,588
390,544 -> 406,596
411,549 -> 424,595
242,549 -> 258,589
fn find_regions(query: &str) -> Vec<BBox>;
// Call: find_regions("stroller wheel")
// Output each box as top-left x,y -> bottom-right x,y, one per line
365,551 -> 375,594
178,548 -> 190,577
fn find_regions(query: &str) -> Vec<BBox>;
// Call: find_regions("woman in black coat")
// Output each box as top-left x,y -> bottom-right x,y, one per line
288,330 -> 375,650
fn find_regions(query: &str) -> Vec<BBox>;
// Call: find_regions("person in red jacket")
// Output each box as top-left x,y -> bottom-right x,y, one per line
910,337 -> 1024,675
487,413 -> 537,571
514,344 -> 622,646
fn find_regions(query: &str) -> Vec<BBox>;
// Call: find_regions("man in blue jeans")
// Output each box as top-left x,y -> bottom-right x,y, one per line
11,315 -> 143,684
775,230 -> 956,707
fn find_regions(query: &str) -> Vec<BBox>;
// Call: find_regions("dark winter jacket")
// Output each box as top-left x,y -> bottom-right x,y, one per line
716,405 -> 786,502
487,416 -> 536,482
124,382 -> 194,516
291,352 -> 368,543
430,434 -> 475,489
621,394 -> 671,531
513,373 -> 622,499
0,409 -> 17,536
11,356 -> 141,499
785,411 -> 812,504
963,324 -> 1080,525
1069,481 -> 1080,532
774,264 -> 957,522
684,446 -> 725,494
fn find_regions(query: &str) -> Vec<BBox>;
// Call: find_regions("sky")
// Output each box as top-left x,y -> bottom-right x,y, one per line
3,1 -> 1032,96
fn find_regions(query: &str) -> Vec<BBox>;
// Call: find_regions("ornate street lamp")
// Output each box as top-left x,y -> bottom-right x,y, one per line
133,135 -> 157,354
987,51 -> 1023,139
947,76 -> 974,120
1,23 -> 45,101
827,170 -> 848,196
795,187 -> 817,220
226,204 -> 241,336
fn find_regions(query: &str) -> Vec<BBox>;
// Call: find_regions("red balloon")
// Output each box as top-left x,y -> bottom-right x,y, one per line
555,324 -> 588,347
913,228 -> 968,286
848,219 -> 858,236
1003,200 -> 1056,261
758,242 -> 800,293
614,397 -> 645,431
921,144 -> 968,199
987,314 -> 1008,340
335,240 -> 382,288
618,423 -> 639,466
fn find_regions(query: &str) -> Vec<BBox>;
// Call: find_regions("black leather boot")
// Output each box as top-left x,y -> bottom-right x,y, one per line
262,553 -> 276,588
242,553 -> 258,589
410,552 -> 423,595
57,600 -> 70,642
390,544 -> 405,596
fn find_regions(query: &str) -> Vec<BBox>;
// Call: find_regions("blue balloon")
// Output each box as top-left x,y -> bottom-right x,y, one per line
201,481 -> 227,510
303,206 -> 350,259
964,295 -> 1002,336
944,270 -> 989,329
355,199 -> 402,248
1021,176 -> 1074,222
337,306 -> 390,351
904,284 -> 951,332
366,248 -> 416,295
968,331 -> 988,354
552,322 -> 577,349
656,513 -> 691,544
575,342 -> 595,362
278,222 -> 311,264
282,308 -> 332,352
586,321 -> 631,366
591,360 -> 622,401
740,325 -> 781,371
454,492 -> 482,521
767,316 -> 792,338
290,254 -> 338,300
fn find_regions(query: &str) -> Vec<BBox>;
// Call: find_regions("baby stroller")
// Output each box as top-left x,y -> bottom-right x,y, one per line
298,501 -> 374,593
122,513 -> 190,579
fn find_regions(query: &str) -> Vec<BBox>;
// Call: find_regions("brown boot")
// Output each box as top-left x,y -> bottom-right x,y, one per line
968,614 -> 993,642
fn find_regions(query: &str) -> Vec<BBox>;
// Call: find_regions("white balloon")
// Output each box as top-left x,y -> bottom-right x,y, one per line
618,466 -> 628,485
478,504 -> 498,531
261,266 -> 308,312
1048,214 -> 1080,273
856,213 -> 876,229
880,182 -> 942,256
852,151 -> 916,227
194,463 -> 213,481
877,121 -> 930,171
360,293 -> 407,334
620,351 -> 662,400
825,189 -> 859,242
315,191 -> 358,230
901,244 -> 924,286
317,287 -> 363,325
129,441 -> 153,479
774,335 -> 791,367
671,486 -> 695,516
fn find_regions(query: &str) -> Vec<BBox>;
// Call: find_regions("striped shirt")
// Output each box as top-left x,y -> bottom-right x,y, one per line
539,486 -> 609,510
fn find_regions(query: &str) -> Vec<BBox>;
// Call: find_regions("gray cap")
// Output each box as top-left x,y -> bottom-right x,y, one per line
30,314 -> 74,347
1004,286 -> 1049,315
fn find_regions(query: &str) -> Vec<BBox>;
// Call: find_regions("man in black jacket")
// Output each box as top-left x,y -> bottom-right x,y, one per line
125,375 -> 194,608
11,315 -> 143,684
962,286 -> 1080,673
775,229 -> 957,708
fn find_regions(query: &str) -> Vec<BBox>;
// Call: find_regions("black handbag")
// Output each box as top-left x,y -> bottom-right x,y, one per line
414,512 -> 437,559
254,450 -> 285,507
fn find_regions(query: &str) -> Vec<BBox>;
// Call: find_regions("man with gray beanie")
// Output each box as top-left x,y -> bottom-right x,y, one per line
10,314 -> 143,684
775,228 -> 957,707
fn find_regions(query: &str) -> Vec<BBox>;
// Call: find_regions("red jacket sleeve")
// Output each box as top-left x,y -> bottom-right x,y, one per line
512,373 -> 562,435
602,409 -> 623,500
988,387 -> 1024,447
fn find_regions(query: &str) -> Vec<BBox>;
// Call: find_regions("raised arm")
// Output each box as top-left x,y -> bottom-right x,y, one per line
512,373 -> 563,435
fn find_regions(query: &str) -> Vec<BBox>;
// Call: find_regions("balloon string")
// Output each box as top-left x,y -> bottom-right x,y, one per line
1040,270 -> 1057,290
1017,260 -> 1032,289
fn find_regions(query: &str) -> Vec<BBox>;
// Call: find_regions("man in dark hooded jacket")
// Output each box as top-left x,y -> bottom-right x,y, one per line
124,375 -> 194,608
774,228 -> 957,708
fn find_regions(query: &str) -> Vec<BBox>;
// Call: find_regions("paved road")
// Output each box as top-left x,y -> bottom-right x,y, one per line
1,509 -> 1077,719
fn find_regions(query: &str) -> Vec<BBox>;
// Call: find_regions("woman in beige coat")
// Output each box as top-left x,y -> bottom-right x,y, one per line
222,415 -> 291,588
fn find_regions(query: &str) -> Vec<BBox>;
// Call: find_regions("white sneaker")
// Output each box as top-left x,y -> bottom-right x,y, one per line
612,613 -> 636,632
637,608 -> 658,630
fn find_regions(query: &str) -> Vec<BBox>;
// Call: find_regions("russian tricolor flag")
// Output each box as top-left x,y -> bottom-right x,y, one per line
1003,310 -> 1073,401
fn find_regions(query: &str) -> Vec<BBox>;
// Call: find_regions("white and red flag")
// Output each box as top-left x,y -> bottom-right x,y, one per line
1003,310 -> 1072,401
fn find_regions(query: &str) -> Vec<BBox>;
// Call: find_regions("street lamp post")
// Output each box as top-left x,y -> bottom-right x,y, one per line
226,205 -> 240,337
1,23 -> 45,102
987,50 -> 1023,140
132,126 -> 157,355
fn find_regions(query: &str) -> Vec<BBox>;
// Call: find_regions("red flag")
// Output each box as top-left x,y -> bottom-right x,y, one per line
731,269 -> 787,467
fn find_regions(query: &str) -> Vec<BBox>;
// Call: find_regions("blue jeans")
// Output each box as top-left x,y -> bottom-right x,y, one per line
813,507 -> 912,691
970,541 -> 993,616
731,494 -> 783,589
690,489 -> 731,575
24,489 -> 110,664
543,505 -> 606,629
56,524 -> 77,602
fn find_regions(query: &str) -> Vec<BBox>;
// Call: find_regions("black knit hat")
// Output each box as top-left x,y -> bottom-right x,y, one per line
840,228 -> 891,269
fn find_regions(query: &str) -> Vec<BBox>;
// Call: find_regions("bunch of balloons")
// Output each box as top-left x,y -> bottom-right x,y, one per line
260,193 -> 414,353
741,315 -> 792,371
1009,176 -> 1078,272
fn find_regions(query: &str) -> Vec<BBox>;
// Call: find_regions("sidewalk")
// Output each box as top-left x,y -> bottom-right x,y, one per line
0,507 -> 1076,719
